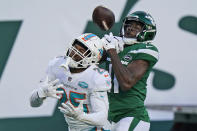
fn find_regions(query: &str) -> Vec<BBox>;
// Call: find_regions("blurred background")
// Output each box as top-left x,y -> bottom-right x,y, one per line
0,0 -> 197,130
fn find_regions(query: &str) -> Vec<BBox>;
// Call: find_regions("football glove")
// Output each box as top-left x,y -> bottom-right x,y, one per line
37,78 -> 64,99
102,32 -> 124,53
58,100 -> 85,120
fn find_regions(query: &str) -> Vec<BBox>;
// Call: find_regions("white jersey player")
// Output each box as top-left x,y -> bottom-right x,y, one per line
30,33 -> 111,131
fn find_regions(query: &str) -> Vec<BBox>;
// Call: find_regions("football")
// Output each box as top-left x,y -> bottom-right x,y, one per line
92,6 -> 115,31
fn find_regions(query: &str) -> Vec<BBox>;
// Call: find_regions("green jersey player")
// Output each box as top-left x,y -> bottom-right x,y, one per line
100,11 -> 159,131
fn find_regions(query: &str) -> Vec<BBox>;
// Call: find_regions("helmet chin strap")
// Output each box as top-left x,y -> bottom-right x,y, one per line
123,32 -> 141,45
123,37 -> 137,45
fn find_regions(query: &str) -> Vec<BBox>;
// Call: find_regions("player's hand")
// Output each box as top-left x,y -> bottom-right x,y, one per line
38,79 -> 64,99
102,32 -> 116,50
58,101 -> 84,119
101,32 -> 124,53
113,36 -> 124,53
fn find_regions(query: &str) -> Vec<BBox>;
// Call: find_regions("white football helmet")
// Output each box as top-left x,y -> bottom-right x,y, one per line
65,33 -> 104,68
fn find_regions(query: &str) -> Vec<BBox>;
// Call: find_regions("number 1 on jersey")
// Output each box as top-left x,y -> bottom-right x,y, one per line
109,64 -> 119,93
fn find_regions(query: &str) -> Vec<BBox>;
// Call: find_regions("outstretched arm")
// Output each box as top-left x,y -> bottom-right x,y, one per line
102,33 -> 149,91
30,89 -> 45,107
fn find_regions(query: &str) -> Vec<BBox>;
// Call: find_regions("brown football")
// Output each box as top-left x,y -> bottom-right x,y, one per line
92,6 -> 115,31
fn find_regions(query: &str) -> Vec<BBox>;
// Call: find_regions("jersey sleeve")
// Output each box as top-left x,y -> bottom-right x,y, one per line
128,43 -> 159,66
30,56 -> 64,107
46,56 -> 66,81
91,67 -> 111,92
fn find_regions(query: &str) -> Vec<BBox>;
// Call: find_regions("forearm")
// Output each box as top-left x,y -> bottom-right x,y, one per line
30,89 -> 45,107
77,110 -> 108,126
108,49 -> 135,91
77,91 -> 109,126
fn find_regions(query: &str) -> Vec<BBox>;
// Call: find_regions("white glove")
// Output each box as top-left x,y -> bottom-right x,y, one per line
58,101 -> 85,120
37,78 -> 64,99
102,32 -> 124,53
113,36 -> 124,53
102,32 -> 116,50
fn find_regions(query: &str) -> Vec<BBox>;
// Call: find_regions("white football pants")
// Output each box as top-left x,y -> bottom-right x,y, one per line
111,117 -> 150,131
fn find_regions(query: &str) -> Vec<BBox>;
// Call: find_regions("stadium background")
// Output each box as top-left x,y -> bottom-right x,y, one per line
0,0 -> 197,130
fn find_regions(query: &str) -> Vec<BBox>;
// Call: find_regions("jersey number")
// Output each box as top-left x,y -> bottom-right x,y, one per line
58,88 -> 89,113
93,67 -> 105,74
109,64 -> 120,93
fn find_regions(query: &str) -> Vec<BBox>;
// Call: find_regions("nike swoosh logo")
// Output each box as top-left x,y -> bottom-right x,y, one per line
146,45 -> 153,48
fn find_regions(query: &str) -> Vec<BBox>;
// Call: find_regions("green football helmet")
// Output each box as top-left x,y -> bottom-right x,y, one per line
120,11 -> 157,45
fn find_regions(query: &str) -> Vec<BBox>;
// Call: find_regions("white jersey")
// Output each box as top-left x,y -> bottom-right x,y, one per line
31,56 -> 111,131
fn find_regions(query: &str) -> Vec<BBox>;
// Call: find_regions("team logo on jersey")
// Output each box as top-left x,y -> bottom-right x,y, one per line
123,55 -> 132,61
78,81 -> 88,89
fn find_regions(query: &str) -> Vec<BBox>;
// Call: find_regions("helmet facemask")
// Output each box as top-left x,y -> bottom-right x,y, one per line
66,40 -> 95,69
65,33 -> 103,69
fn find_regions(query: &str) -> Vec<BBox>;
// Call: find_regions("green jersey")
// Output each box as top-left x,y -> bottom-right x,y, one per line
99,42 -> 159,123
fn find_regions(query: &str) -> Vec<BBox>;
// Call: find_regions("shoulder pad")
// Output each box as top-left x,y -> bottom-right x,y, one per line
129,43 -> 159,61
48,56 -> 64,67
46,56 -> 66,75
